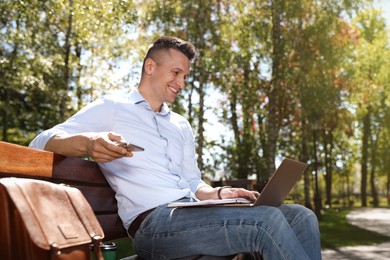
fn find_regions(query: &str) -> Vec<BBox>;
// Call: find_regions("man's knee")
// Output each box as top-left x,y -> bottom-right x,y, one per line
278,204 -> 317,225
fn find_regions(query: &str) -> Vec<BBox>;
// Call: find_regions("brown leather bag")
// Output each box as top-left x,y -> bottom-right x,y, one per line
0,177 -> 105,260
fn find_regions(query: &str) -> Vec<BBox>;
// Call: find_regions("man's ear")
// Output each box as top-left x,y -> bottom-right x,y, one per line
144,58 -> 155,75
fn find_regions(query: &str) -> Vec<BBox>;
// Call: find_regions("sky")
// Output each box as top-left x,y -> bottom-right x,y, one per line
375,0 -> 390,25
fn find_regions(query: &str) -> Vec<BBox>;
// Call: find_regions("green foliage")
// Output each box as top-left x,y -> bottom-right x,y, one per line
1,0 -> 137,143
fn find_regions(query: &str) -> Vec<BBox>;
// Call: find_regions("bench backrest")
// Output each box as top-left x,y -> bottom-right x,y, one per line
0,141 -> 127,241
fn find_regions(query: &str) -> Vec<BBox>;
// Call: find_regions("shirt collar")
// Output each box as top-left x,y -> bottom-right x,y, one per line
129,88 -> 171,116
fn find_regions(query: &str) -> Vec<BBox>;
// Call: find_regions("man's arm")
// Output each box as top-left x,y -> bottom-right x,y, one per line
45,132 -> 133,163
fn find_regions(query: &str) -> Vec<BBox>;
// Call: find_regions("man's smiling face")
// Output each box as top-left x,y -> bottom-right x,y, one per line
149,48 -> 190,105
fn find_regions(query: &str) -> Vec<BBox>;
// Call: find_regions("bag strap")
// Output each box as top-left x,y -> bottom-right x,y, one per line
92,236 -> 104,260
63,185 -> 104,260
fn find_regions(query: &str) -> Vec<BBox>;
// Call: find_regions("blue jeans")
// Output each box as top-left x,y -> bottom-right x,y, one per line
133,198 -> 322,260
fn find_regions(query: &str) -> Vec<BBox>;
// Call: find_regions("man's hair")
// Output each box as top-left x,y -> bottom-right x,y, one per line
144,36 -> 197,64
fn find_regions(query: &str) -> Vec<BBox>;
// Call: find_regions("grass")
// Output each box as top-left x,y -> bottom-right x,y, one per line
319,207 -> 390,249
102,238 -> 134,259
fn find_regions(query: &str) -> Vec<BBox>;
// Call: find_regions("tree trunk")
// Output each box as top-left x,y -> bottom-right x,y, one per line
387,174 -> 390,206
346,172 -> 352,207
361,110 -> 370,207
230,88 -> 242,178
369,164 -> 378,207
61,0 -> 74,121
238,61 -> 253,179
256,108 -> 268,182
267,0 -> 284,176
1,17 -> 20,141
313,128 -> 322,219
301,119 -> 312,209
196,80 -> 205,171
369,128 -> 380,207
75,42 -> 83,110
187,81 -> 195,126
324,130 -> 334,207
1,90 -> 9,141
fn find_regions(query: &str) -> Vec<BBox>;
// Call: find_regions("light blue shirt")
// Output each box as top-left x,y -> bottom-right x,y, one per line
29,88 -> 210,229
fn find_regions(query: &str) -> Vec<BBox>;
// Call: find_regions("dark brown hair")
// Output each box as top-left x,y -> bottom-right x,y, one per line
144,36 -> 197,63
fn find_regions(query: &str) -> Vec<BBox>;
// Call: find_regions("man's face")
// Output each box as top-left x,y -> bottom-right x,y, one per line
149,49 -> 191,104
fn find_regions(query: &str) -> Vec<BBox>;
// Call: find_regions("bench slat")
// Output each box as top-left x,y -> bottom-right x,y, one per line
52,156 -> 108,185
0,141 -> 54,177
0,141 -> 109,185
74,185 -> 118,213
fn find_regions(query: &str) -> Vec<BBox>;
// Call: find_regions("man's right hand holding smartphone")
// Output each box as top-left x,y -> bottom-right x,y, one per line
115,142 -> 145,152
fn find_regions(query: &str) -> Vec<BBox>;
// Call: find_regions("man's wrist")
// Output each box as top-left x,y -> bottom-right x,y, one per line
217,186 -> 232,199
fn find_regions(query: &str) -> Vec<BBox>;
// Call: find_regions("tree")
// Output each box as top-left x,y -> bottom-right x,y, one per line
349,9 -> 389,206
1,0 -> 137,143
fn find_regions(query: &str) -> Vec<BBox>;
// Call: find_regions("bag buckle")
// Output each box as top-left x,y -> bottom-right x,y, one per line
50,243 -> 61,256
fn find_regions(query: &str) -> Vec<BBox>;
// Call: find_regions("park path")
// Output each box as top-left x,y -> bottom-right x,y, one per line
321,208 -> 390,260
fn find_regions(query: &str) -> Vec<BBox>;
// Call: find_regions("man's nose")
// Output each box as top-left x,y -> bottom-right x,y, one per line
176,78 -> 184,91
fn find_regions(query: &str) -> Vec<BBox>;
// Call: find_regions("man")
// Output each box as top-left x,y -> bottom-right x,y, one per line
30,36 -> 321,259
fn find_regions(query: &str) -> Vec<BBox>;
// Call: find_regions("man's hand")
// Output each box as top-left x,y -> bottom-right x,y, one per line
218,187 -> 260,202
86,132 -> 134,162
45,132 -> 134,162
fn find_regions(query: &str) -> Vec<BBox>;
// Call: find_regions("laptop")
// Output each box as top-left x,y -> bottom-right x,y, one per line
167,158 -> 307,208
251,158 -> 308,206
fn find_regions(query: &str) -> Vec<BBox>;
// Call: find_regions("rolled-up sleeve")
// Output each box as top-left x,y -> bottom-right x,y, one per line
29,128 -> 68,150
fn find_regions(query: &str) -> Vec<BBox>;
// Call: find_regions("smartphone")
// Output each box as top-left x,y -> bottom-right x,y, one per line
116,142 -> 145,152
